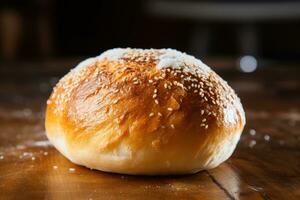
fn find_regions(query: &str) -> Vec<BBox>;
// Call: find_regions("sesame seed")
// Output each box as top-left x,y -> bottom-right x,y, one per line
133,81 -> 139,85
264,135 -> 270,141
148,79 -> 153,83
113,99 -> 119,104
53,165 -> 58,169
153,94 -> 157,98
149,112 -> 154,117
164,83 -> 168,89
249,129 -> 256,136
69,168 -> 76,173
154,99 -> 159,104
170,124 -> 175,129
202,118 -> 207,122
201,110 -> 205,115
158,112 -> 162,117
249,140 -> 256,148
205,125 -> 208,129
154,89 -> 158,93
167,108 -> 173,111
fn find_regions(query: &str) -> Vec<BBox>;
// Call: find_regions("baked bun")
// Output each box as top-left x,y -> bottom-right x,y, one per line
45,48 -> 245,175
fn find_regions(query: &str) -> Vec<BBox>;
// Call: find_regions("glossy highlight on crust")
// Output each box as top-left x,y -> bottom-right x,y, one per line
45,48 -> 245,175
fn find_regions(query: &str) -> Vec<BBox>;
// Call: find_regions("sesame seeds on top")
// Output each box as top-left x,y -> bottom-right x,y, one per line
49,48 -> 244,131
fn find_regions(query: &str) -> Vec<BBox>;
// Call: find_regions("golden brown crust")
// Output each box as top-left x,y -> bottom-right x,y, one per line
45,48 -> 245,175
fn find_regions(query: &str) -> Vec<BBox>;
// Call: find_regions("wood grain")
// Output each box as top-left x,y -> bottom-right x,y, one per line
0,60 -> 299,200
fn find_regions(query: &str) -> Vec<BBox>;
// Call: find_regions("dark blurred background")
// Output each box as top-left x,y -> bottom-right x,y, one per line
1,0 -> 300,61
0,0 -> 300,105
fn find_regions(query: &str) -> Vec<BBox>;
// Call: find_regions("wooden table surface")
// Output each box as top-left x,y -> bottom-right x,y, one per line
0,60 -> 299,200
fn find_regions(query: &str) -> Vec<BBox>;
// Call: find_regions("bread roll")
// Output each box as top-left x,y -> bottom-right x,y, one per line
45,48 -> 245,175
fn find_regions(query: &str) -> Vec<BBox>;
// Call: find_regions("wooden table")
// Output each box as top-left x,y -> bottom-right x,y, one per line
0,60 -> 299,199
